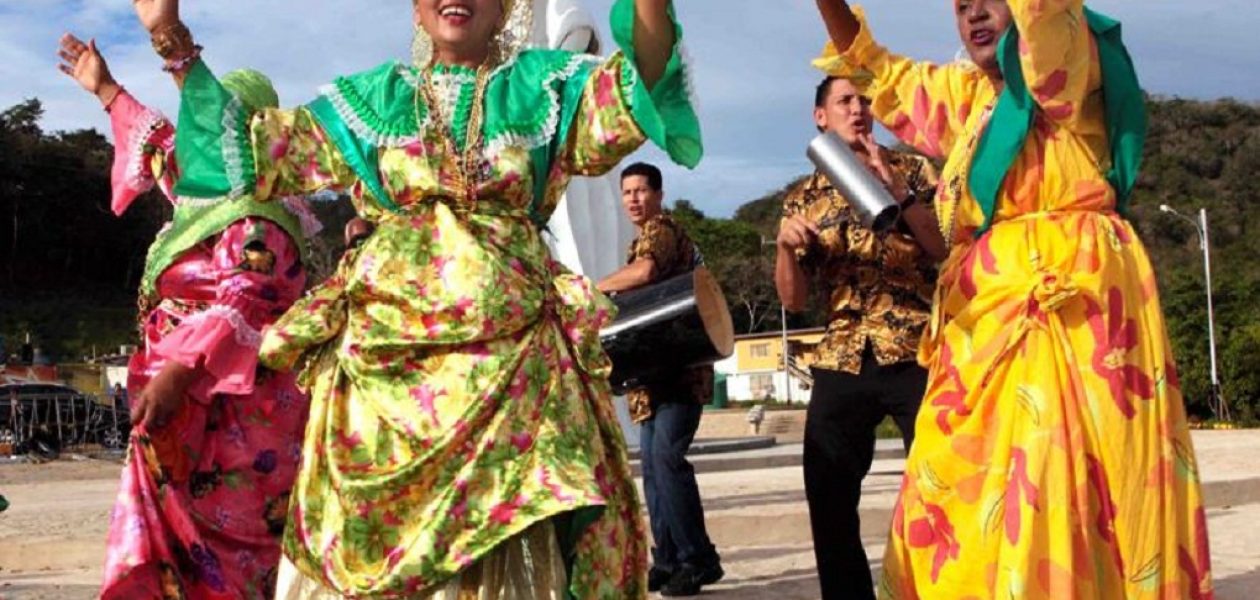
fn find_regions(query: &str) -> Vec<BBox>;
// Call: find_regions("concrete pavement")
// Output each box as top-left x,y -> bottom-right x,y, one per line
1,431 -> 1258,598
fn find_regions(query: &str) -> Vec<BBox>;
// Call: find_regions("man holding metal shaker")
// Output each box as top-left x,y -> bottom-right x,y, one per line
774,74 -> 945,600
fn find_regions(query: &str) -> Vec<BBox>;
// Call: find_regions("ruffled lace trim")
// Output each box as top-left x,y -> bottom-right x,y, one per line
181,305 -> 263,348
677,42 -> 701,113
428,69 -> 478,151
122,109 -> 169,194
319,67 -> 427,148
170,194 -> 313,230
220,95 -> 251,196
484,53 -> 602,155
174,194 -> 231,208
397,64 -> 423,89
429,70 -> 477,103
324,54 -> 602,154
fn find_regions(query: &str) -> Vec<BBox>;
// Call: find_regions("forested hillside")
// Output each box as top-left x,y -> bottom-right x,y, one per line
2,96 -> 1258,419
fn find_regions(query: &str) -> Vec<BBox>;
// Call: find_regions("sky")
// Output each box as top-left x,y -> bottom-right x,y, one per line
3,0 -> 1258,217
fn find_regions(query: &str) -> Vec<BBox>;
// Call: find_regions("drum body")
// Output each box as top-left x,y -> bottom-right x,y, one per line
600,267 -> 734,393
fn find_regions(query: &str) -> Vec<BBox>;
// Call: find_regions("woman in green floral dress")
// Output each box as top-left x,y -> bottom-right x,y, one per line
128,0 -> 701,597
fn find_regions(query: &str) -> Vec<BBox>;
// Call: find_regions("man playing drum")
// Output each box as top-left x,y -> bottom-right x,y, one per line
597,162 -> 723,597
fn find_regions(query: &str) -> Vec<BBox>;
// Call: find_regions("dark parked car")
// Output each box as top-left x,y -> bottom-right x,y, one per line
1,382 -> 129,452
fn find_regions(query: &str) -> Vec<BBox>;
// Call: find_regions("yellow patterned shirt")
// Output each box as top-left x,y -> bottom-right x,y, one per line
782,152 -> 939,374
624,213 -> 713,423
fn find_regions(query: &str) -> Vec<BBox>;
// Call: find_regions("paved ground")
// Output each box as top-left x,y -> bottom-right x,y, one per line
2,431 -> 1258,599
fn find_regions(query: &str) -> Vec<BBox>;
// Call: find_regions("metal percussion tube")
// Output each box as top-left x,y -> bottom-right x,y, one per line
807,131 -> 901,232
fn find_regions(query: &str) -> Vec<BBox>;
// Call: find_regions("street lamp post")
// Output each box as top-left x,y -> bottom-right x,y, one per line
781,303 -> 791,405
1160,204 -> 1228,421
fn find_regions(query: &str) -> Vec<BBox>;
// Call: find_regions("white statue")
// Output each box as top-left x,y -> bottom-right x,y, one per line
534,0 -> 637,282
534,0 -> 641,446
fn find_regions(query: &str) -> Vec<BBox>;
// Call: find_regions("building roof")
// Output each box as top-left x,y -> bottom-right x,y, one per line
733,327 -> 827,342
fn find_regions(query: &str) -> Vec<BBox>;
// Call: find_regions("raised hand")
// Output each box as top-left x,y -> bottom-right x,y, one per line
132,0 -> 180,33
777,214 -> 820,253
57,34 -> 120,106
815,0 -> 861,53
631,0 -> 675,90
857,132 -> 908,201
57,34 -> 110,94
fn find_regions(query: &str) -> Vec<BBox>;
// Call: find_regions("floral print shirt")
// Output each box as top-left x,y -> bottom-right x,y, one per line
781,152 -> 939,374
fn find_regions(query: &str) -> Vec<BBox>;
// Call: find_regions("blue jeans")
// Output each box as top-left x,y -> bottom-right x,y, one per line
640,401 -> 719,570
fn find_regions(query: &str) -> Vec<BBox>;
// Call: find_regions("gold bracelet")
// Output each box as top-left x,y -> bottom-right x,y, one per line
150,21 -> 195,60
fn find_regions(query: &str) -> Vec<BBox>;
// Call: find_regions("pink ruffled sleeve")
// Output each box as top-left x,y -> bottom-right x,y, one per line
107,90 -> 176,215
153,217 -> 306,400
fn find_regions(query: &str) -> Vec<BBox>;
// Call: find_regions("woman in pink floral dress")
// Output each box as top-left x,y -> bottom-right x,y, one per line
58,34 -> 314,599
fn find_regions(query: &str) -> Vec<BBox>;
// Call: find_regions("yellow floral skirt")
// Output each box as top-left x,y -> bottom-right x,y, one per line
880,213 -> 1213,599
276,521 -> 568,599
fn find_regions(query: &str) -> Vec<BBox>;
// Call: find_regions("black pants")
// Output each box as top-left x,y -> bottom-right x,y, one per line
804,348 -> 927,600
641,400 -> 719,571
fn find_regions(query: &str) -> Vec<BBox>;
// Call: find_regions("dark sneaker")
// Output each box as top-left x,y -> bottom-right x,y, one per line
648,565 -> 674,593
697,561 -> 724,586
660,562 -> 724,597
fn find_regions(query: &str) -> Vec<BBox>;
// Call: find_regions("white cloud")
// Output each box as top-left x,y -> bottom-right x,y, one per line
4,0 -> 1258,217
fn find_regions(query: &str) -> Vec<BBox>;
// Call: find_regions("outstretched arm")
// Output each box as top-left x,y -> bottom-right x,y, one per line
814,0 -> 862,54
131,0 -> 191,87
132,0 -> 180,41
631,0 -> 676,90
1008,0 -> 1099,129
58,33 -> 178,214
129,0 -> 353,201
811,4 -> 981,159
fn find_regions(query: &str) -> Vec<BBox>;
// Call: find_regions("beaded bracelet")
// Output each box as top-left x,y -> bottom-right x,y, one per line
162,45 -> 203,73
150,21 -> 195,60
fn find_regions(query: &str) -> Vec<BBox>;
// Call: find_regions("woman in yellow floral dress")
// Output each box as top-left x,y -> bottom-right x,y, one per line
128,0 -> 701,597
813,1 -> 1212,598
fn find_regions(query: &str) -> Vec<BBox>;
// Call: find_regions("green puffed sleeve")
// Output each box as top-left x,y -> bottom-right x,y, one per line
173,61 -> 355,199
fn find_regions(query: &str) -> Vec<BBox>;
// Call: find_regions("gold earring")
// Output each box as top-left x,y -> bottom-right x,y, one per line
412,24 -> 432,68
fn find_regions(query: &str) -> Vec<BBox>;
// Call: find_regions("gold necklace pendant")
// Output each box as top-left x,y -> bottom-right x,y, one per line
415,65 -> 491,208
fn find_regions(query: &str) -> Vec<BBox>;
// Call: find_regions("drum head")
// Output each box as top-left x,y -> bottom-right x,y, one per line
692,266 -> 735,358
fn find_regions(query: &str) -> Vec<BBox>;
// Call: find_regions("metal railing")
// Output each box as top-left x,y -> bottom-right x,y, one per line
1,392 -> 129,459
787,355 -> 814,389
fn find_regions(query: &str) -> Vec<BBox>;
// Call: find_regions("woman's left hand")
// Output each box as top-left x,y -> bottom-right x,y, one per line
130,361 -> 199,430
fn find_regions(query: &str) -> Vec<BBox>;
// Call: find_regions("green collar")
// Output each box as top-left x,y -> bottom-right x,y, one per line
306,51 -> 601,222
967,8 -> 1147,237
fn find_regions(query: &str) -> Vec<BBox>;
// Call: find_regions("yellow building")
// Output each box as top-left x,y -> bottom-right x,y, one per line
715,327 -> 826,403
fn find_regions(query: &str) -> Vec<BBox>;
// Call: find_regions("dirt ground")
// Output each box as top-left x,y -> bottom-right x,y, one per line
3,444 -> 1258,599
0,458 -> 119,600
